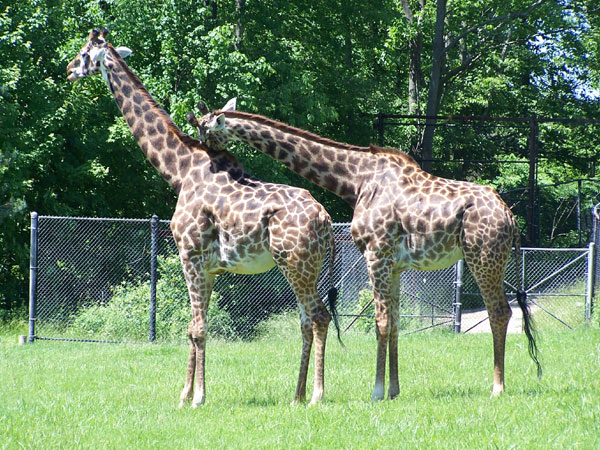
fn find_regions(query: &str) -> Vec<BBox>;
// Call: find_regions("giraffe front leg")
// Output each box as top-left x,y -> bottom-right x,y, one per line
373,315 -> 388,401
387,273 -> 401,400
387,320 -> 399,400
178,324 -> 196,408
365,253 -> 395,401
189,315 -> 207,408
177,250 -> 214,408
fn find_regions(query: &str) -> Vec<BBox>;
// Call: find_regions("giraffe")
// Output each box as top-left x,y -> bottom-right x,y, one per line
189,98 -> 542,400
66,29 -> 341,407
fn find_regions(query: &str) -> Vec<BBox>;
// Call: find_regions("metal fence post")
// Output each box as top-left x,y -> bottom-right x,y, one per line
586,242 -> 594,326
28,212 -> 38,343
453,259 -> 463,333
576,179 -> 582,246
149,214 -> 158,342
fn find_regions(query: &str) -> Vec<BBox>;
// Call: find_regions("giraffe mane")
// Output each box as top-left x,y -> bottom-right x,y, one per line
107,44 -> 204,151
105,45 -> 250,165
217,110 -> 420,167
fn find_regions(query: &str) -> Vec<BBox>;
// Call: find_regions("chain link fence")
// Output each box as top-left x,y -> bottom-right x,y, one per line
28,213 -> 596,343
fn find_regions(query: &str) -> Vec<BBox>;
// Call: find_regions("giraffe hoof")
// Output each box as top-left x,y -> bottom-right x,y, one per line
491,385 -> 505,398
308,398 -> 322,407
191,396 -> 205,408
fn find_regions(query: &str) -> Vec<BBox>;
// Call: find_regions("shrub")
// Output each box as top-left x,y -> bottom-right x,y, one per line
351,287 -> 430,334
67,255 -> 235,341
353,288 -> 375,333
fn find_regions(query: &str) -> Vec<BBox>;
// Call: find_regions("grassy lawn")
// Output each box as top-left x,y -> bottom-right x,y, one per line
1,320 -> 599,449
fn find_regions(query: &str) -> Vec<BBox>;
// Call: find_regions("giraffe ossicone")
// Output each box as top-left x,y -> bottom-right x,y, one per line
67,28 -> 341,407
190,98 -> 542,400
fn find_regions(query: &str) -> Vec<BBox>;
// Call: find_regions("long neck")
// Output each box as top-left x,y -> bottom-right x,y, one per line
220,112 -> 375,206
102,47 -> 197,193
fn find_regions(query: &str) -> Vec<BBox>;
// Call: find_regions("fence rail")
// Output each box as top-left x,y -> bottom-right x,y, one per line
28,213 -> 596,344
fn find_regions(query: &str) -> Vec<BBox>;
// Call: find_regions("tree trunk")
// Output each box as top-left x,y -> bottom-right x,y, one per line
234,0 -> 245,51
407,35 -> 422,114
421,0 -> 447,173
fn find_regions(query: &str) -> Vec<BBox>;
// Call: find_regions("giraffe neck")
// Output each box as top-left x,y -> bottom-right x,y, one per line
217,111 -> 379,206
102,46 -> 196,193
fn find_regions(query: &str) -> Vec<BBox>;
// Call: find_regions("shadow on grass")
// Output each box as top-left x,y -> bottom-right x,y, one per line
425,385 -> 489,400
244,395 -> 285,407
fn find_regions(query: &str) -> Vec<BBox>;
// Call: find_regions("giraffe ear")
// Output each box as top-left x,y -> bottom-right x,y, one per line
222,98 -> 237,112
214,113 -> 226,129
115,46 -> 132,58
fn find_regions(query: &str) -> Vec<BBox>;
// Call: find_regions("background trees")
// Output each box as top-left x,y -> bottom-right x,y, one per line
1,0 -> 599,312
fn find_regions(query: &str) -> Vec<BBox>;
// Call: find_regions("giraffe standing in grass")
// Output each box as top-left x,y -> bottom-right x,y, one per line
189,98 -> 541,400
66,29 -> 341,407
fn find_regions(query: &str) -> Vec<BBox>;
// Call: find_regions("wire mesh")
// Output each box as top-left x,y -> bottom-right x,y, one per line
32,215 -> 595,343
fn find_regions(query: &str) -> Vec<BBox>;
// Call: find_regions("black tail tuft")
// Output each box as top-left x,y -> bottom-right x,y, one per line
516,290 -> 542,379
327,287 -> 344,347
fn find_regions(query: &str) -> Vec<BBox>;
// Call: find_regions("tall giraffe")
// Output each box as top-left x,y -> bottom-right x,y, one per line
66,29 -> 341,407
190,98 -> 541,400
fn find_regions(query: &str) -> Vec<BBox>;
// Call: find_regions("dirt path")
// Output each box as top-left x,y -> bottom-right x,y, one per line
461,305 -> 526,333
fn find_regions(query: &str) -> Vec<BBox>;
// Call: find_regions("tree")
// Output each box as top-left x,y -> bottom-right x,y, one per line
1,0 -> 599,313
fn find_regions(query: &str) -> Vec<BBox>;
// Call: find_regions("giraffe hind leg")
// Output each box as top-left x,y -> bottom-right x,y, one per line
292,311 -> 312,405
464,250 -> 512,396
271,238 -> 330,404
488,296 -> 512,397
308,303 -> 331,406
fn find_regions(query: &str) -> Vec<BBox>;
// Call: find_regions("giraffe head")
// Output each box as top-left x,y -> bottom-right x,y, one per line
186,98 -> 237,151
66,28 -> 132,82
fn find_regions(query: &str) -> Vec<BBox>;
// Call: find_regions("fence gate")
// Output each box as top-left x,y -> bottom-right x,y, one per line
459,246 -> 595,332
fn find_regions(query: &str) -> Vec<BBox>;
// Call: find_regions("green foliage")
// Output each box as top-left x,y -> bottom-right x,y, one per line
67,256 -> 235,341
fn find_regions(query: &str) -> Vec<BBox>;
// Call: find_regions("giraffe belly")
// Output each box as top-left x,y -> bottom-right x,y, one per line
395,234 -> 463,271
224,248 -> 276,275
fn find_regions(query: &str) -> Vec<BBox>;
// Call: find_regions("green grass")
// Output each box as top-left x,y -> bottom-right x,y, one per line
1,319 -> 599,449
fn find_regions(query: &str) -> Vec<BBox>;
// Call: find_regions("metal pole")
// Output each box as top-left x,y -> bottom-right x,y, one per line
453,259 -> 463,333
577,179 -> 582,247
586,242 -> 594,326
28,212 -> 39,343
149,215 -> 158,342
522,249 -> 526,292
376,112 -> 385,146
526,118 -> 538,246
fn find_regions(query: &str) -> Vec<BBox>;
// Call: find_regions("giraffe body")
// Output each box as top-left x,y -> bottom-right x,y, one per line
192,100 -> 541,399
67,30 -> 339,407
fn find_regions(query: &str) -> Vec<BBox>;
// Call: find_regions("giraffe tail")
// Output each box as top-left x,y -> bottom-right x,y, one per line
513,223 -> 542,379
326,222 -> 343,346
